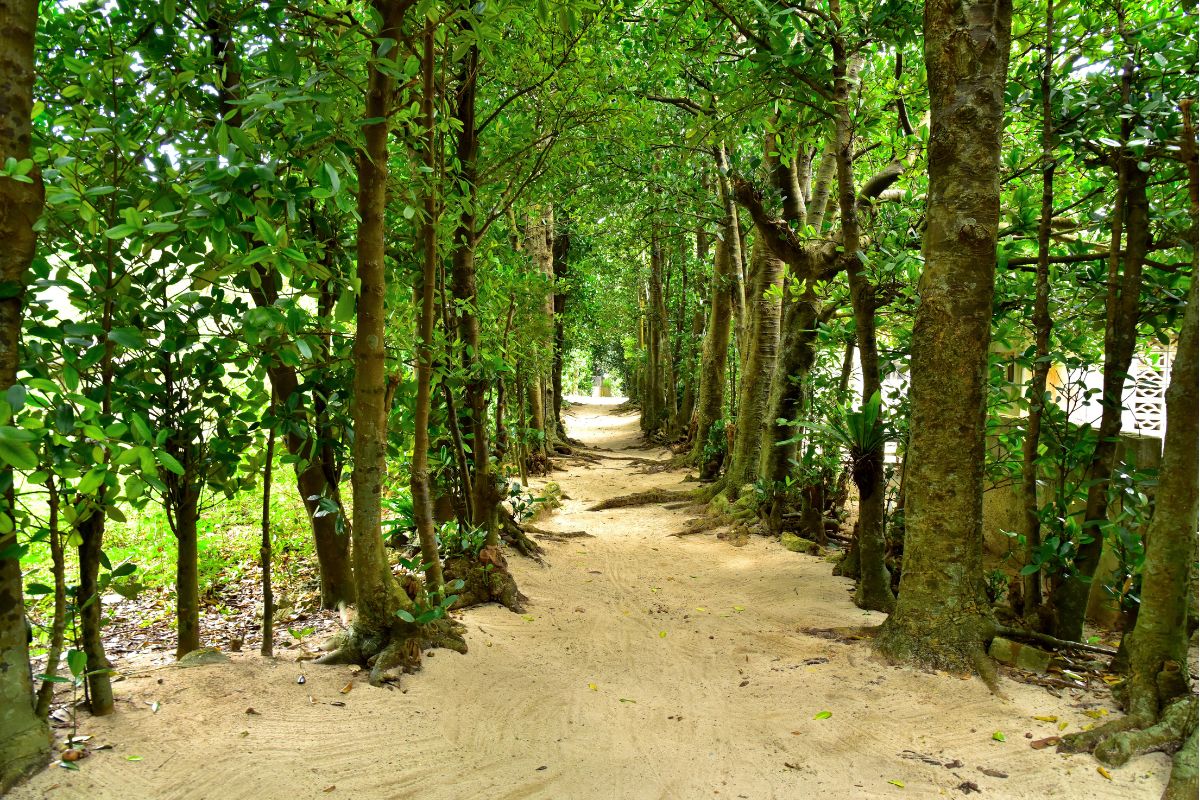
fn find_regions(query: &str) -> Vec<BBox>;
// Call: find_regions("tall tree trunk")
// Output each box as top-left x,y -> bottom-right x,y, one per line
692,170 -> 736,477
714,144 -> 747,352
551,215 -> 570,440
348,0 -> 414,637
1020,0 -> 1055,624
720,243 -> 784,498
35,479 -> 65,718
449,41 -> 499,540
261,429 -> 275,658
0,4 -> 48,784
525,207 -> 553,450
876,0 -> 1012,673
410,14 -> 445,596
1050,165 -> 1149,641
831,8 -> 894,613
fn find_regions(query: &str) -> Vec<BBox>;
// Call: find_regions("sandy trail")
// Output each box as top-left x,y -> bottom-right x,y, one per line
11,399 -> 1169,800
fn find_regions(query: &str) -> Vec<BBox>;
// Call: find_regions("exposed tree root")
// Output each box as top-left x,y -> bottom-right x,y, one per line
993,624 -> 1118,657
443,548 -> 525,613
1059,695 -> 1198,772
500,510 -> 544,560
315,615 -> 467,686
525,525 -> 594,541
586,488 -> 695,511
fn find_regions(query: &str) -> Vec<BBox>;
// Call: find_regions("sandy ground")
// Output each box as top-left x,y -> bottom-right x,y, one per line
9,399 -> 1170,800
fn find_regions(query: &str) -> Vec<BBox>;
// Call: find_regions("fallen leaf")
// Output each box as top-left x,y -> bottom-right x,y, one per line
340,682 -> 353,694
790,730 -> 801,735
695,607 -> 707,612
126,755 -> 143,762
147,701 -> 159,713
245,707 -> 259,715
814,711 -> 833,720
588,683 -> 598,691
733,606 -> 745,612
1082,708 -> 1108,719
1030,736 -> 1061,750
323,785 -> 336,793
979,767 -> 1009,778
1058,721 -> 1069,731
1032,715 -> 1058,723
992,731 -> 1006,742
1097,766 -> 1112,781
522,615 -> 535,622
619,698 -> 637,703
659,631 -> 667,638
887,779 -> 904,788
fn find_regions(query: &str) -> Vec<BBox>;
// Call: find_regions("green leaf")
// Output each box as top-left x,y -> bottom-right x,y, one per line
78,467 -> 106,495
0,440 -> 37,470
992,731 -> 1006,742
156,450 -> 186,476
395,609 -> 415,623
67,649 -> 87,678
814,710 -> 832,719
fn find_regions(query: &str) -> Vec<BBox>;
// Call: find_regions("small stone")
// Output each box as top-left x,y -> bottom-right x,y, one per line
988,637 -> 1051,672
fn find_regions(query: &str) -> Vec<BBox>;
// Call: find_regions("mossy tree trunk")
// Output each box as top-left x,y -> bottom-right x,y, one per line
875,0 -> 1012,673
0,2 -> 50,787
719,242 -> 784,498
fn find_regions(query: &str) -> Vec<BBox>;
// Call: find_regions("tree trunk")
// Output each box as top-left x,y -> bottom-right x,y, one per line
692,176 -> 735,477
721,243 -> 784,498
1050,165 -> 1149,641
449,41 -> 500,541
1020,0 -> 1055,624
0,12 -> 46,782
830,10 -> 894,613
526,206 -> 553,450
410,14 -> 445,596
261,429 -> 274,658
173,486 -> 202,659
876,0 -> 1012,673
551,216 -> 570,440
76,510 -> 113,714
349,0 -> 415,637
35,480 -> 65,718
759,288 -> 821,531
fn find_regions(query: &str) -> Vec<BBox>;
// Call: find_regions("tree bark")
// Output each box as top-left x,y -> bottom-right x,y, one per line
0,6 -> 48,783
876,0 -> 1012,673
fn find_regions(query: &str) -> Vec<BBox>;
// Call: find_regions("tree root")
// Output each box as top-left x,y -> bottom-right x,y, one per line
315,615 -> 467,686
993,624 -> 1118,657
444,550 -> 526,613
525,525 -> 594,541
586,488 -> 694,511
500,510 -> 545,560
1059,695 -> 1198,770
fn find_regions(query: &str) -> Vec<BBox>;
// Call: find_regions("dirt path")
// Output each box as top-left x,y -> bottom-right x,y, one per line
12,399 -> 1168,799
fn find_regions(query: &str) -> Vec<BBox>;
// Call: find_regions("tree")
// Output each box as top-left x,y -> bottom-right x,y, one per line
875,0 -> 1013,673
0,0 -> 50,789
